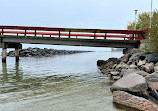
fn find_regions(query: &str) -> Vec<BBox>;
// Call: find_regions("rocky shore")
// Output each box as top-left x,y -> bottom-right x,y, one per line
97,52 -> 158,111
7,47 -> 92,57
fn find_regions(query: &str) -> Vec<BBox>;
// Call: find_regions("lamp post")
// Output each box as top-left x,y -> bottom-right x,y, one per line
134,10 -> 138,30
150,0 -> 153,28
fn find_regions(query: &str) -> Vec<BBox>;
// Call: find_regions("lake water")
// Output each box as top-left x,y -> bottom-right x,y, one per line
0,45 -> 137,111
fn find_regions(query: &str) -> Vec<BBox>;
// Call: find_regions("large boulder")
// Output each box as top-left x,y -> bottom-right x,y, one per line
113,91 -> 158,111
121,69 -> 137,76
147,53 -> 158,63
111,73 -> 148,96
139,63 -> 155,74
145,72 -> 158,82
97,60 -> 107,66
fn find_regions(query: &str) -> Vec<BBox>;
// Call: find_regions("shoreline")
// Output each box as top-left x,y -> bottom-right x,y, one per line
97,52 -> 158,111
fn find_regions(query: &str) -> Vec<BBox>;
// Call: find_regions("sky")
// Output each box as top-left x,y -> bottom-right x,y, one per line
0,0 -> 158,30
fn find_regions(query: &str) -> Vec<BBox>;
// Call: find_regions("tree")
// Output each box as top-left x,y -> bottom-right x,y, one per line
149,11 -> 158,52
127,10 -> 158,52
127,12 -> 150,30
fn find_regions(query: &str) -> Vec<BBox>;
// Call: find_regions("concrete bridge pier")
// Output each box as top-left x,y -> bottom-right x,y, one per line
1,42 -> 22,63
123,48 -> 132,54
2,48 -> 7,63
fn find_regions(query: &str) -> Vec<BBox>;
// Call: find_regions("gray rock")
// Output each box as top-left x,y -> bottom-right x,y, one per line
121,69 -> 137,76
110,73 -> 148,96
136,70 -> 150,77
147,53 -> 158,64
113,91 -> 158,111
145,72 -> 158,82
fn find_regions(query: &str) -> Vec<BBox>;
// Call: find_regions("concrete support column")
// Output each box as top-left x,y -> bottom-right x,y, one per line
123,48 -> 132,54
15,48 -> 19,62
2,48 -> 7,63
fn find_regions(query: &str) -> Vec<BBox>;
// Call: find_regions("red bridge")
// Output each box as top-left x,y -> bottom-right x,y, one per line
0,25 -> 148,62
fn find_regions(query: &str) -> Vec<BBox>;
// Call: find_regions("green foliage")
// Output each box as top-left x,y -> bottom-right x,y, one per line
127,12 -> 150,30
127,10 -> 158,53
149,11 -> 158,52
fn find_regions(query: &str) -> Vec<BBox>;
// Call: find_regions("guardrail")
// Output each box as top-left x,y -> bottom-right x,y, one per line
0,25 -> 148,40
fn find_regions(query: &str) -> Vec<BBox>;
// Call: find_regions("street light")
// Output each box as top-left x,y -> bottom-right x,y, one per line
150,0 -> 153,28
134,10 -> 138,30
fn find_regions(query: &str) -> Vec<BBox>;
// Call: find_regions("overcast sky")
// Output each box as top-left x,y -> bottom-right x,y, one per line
0,0 -> 158,30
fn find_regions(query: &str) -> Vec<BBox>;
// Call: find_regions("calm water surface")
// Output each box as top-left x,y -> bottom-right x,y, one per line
0,48 -> 137,111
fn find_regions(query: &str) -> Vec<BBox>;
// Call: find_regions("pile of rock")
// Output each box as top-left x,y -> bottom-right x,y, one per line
97,52 -> 158,111
7,47 -> 92,57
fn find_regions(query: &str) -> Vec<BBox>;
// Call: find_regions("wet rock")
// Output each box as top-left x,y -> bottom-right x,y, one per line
113,91 -> 158,111
97,60 -> 107,66
110,73 -> 148,96
140,63 -> 155,74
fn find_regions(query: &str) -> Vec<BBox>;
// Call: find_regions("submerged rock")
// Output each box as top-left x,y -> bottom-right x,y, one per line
113,91 -> 158,111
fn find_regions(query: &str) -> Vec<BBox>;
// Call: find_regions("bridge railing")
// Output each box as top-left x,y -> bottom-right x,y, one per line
0,25 -> 148,40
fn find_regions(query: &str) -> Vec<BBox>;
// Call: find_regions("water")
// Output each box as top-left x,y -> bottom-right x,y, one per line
0,47 -> 137,111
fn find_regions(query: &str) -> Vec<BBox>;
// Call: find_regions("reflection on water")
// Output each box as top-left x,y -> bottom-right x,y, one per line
0,51 -> 138,111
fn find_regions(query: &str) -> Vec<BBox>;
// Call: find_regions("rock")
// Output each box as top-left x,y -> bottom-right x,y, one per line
97,60 -> 107,66
121,69 -> 137,76
145,72 -> 158,82
155,62 -> 158,67
112,76 -> 121,80
136,70 -> 149,77
148,82 -> 158,90
129,64 -> 137,69
127,61 -> 132,65
140,63 -> 155,74
110,71 -> 120,76
154,66 -> 158,72
120,54 -> 130,63
110,73 -> 148,97
137,60 -> 146,66
129,52 -> 141,63
147,53 -> 158,64
116,62 -> 129,71
7,48 -> 91,57
138,55 -> 146,61
113,91 -> 158,111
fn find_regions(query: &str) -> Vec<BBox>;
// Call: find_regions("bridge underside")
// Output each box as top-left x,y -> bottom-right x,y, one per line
0,35 -> 140,48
